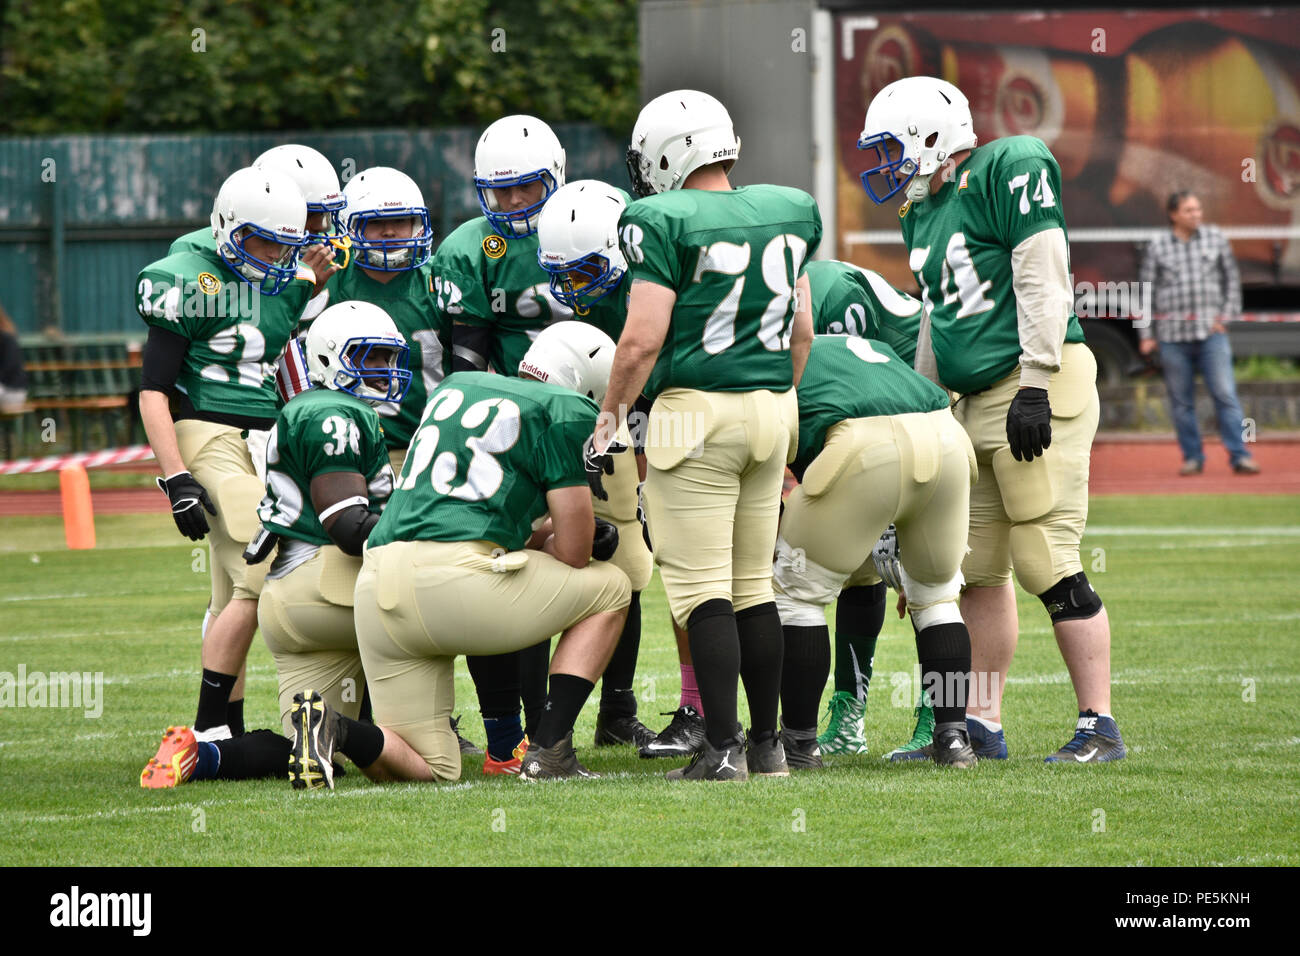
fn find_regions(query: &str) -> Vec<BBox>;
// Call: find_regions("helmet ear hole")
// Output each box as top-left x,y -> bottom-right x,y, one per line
925,131 -> 939,148
659,156 -> 669,171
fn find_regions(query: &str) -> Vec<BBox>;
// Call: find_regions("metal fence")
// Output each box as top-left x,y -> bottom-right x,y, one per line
0,125 -> 627,336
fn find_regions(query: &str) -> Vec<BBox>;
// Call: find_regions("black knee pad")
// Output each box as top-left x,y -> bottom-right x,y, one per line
1038,572 -> 1103,623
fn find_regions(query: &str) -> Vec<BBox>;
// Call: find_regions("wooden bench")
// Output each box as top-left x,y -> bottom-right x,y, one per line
4,336 -> 143,458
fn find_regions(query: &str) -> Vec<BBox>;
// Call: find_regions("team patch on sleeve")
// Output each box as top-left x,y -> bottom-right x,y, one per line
482,235 -> 507,259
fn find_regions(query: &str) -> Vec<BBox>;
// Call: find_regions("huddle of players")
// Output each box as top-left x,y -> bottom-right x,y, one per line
138,75 -> 1124,790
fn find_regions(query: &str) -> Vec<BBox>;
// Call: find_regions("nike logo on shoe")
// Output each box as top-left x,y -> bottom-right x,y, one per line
1075,747 -> 1099,762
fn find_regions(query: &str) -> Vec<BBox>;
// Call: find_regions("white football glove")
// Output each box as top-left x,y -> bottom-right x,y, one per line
871,524 -> 904,592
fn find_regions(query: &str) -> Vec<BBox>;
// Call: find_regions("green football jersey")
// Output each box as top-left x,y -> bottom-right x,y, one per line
327,258 -> 447,452
792,335 -> 950,475
369,372 -> 596,552
898,135 -> 1084,395
432,218 -> 575,377
136,245 -> 313,421
619,185 -> 823,400
258,389 -> 394,546
807,260 -> 922,367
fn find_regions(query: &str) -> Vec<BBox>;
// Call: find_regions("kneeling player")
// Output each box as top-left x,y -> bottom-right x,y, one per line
774,335 -> 979,768
139,302 -> 410,788
343,322 -> 632,783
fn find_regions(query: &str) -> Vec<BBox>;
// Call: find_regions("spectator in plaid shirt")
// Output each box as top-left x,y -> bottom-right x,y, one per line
1137,191 -> 1260,475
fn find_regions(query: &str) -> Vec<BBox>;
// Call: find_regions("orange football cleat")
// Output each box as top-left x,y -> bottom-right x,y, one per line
482,735 -> 529,776
140,726 -> 199,789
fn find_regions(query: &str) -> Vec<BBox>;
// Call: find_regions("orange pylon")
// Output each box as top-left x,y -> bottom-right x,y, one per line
59,463 -> 96,549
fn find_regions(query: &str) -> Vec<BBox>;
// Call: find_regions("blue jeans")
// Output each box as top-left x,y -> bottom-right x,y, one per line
1157,334 -> 1249,465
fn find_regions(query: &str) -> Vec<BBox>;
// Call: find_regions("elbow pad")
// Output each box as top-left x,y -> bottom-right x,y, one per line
320,497 -> 378,556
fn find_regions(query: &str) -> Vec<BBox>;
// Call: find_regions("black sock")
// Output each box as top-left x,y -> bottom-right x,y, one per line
736,602 -> 784,735
519,639 -> 552,739
357,684 -> 373,724
833,583 -> 885,700
600,591 -> 641,717
916,621 -> 972,726
780,624 -> 830,730
212,730 -> 290,780
226,698 -> 245,737
534,673 -> 595,749
466,651 -> 522,720
195,669 -> 236,732
337,714 -> 385,768
687,599 -> 742,748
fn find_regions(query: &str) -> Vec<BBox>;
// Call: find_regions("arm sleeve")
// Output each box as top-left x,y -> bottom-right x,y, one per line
1010,227 -> 1072,391
140,325 -> 189,393
912,308 -> 943,387
1136,241 -> 1157,341
451,322 -> 491,372
1218,231 -> 1242,319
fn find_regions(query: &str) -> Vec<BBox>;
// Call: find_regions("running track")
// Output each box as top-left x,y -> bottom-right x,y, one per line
1,435 -> 1297,517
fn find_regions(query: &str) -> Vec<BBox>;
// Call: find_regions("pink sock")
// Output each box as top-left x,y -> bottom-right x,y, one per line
680,665 -> 703,715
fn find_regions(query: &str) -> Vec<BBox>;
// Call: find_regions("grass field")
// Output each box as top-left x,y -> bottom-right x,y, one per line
1,494 -> 1297,867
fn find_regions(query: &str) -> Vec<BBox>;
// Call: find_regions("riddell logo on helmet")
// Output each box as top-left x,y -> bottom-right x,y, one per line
519,361 -> 549,382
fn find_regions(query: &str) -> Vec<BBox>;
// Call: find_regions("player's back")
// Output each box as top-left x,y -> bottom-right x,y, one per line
370,372 -> 597,552
807,259 -> 922,366
620,184 -> 822,399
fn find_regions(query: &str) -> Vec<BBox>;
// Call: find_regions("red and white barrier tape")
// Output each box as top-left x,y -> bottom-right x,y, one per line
0,444 -> 156,475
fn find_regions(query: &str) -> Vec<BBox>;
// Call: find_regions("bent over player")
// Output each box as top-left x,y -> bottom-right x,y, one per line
858,76 -> 1124,762
338,322 -> 631,784
774,335 -> 977,769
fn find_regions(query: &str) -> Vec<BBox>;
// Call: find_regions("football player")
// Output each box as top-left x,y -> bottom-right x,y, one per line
592,90 -> 821,781
432,117 -> 572,769
536,180 -> 658,751
138,166 -> 314,743
858,76 -> 1125,763
801,260 -> 934,758
331,165 -> 441,472
331,322 -> 631,783
164,146 -> 347,735
773,334 -> 977,769
140,302 -> 410,788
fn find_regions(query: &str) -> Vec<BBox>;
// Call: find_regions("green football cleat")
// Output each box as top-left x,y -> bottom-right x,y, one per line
817,691 -> 868,755
884,697 -> 935,762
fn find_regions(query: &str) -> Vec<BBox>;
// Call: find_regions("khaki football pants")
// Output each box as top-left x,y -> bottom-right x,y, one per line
593,424 -> 653,591
955,342 -> 1098,595
354,539 -> 631,780
775,409 -> 975,609
258,546 -> 365,734
641,387 -> 798,628
175,419 -> 269,610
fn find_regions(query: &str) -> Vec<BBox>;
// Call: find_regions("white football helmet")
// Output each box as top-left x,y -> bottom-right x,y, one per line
210,166 -> 308,295
473,115 -> 566,238
254,144 -> 346,239
303,301 -> 412,406
626,90 -> 740,197
857,76 -> 977,204
536,180 -> 628,314
342,166 -> 433,271
518,321 -> 617,406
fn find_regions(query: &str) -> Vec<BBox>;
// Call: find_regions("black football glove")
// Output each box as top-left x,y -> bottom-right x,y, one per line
1006,387 -> 1052,462
583,435 -> 627,501
242,526 -> 278,565
636,480 -> 652,551
156,471 -> 217,540
592,517 -> 620,561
